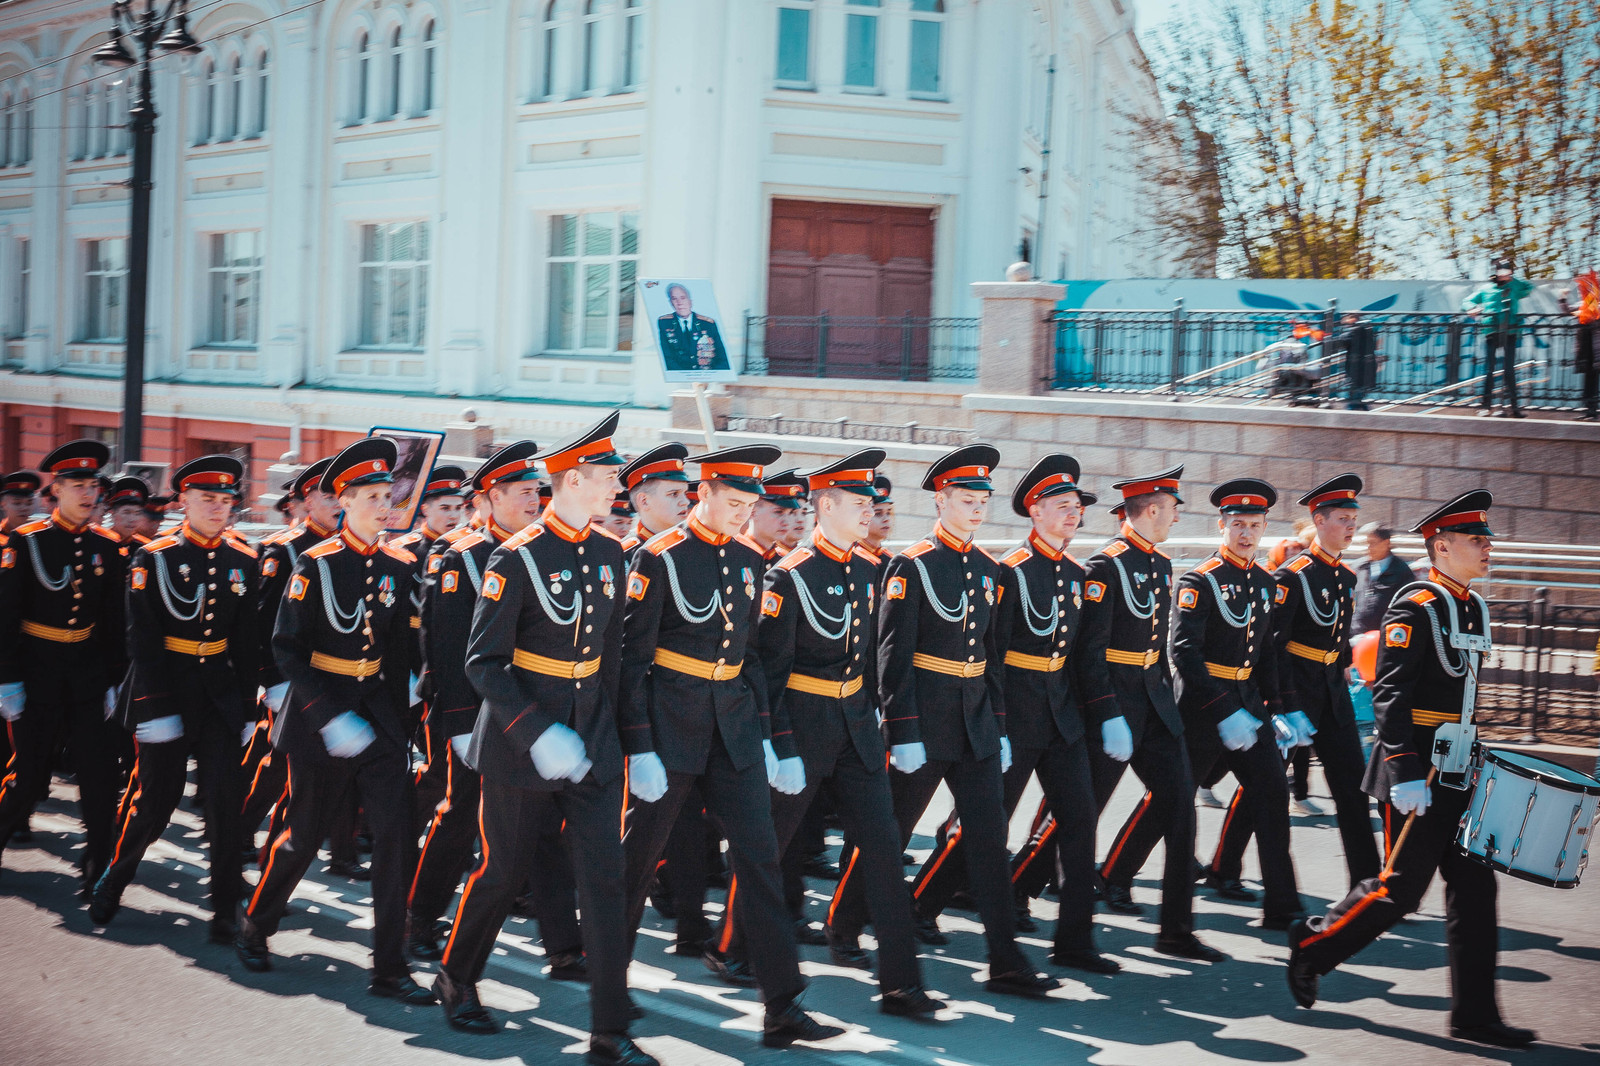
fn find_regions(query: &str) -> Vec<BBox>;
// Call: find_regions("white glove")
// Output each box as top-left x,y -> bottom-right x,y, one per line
999,735 -> 1013,773
773,756 -> 806,796
320,710 -> 376,758
1101,716 -> 1134,762
1390,778 -> 1431,817
135,714 -> 184,744
104,686 -> 120,720
1218,709 -> 1260,752
408,672 -> 423,707
450,733 -> 472,758
1271,714 -> 1297,757
762,738 -> 780,783
1287,711 -> 1318,746
628,752 -> 668,803
241,720 -> 258,746
529,722 -> 587,782
263,682 -> 290,714
1,681 -> 27,721
889,742 -> 927,774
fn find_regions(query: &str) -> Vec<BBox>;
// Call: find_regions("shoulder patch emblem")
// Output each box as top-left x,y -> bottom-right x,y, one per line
645,528 -> 688,555
762,590 -> 783,617
1178,587 -> 1198,609
441,571 -> 459,594
1407,589 -> 1436,605
1103,541 -> 1128,557
1085,580 -> 1106,603
776,548 -> 813,572
1385,622 -> 1412,648
261,556 -> 279,577
1274,585 -> 1288,604
886,575 -> 907,600
482,570 -> 505,601
0,546 -> 13,569
902,539 -> 934,559
627,571 -> 650,600
426,555 -> 443,574
1002,546 -> 1032,568
288,573 -> 308,601
131,566 -> 147,590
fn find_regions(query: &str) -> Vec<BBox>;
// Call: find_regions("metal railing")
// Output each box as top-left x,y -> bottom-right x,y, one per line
721,414 -> 975,446
1051,302 -> 1592,410
743,313 -> 979,382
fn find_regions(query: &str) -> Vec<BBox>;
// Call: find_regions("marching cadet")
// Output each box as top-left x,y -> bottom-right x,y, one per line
1,470 -> 41,534
619,446 -> 846,1048
714,451 -> 941,1014
620,443 -> 692,566
746,469 -> 806,564
237,438 -> 435,1004
828,445 -> 1060,997
1271,474 -> 1381,886
1099,478 -> 1304,930
1078,465 -> 1223,961
433,413 -> 654,1066
600,489 -> 636,540
0,441 -> 127,892
104,476 -> 153,551
137,495 -> 170,540
1288,491 -> 1537,1049
90,456 -> 259,942
909,455 -> 1119,974
409,440 -> 585,976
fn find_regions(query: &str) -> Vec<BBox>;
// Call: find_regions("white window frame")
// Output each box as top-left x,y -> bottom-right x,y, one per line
384,25 -> 403,120
205,231 -> 263,347
4,237 -> 29,339
420,22 -> 439,114
252,48 -> 270,136
80,238 -> 128,343
621,0 -> 644,90
907,0 -> 946,99
540,210 -> 639,356
843,0 -> 881,93
356,221 -> 431,351
542,0 -> 574,100
774,0 -> 814,90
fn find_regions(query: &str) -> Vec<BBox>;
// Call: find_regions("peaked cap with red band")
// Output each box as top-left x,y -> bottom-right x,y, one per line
1412,489 -> 1494,540
322,436 -> 397,496
421,464 -> 467,501
801,449 -> 885,498
760,469 -> 808,509
620,442 -> 690,491
1012,453 -> 1097,517
1210,476 -> 1276,515
697,445 -> 781,494
173,455 -> 244,497
41,439 -> 110,480
542,409 -> 626,475
1108,463 -> 1183,514
1,470 -> 41,498
922,443 -> 1000,493
291,458 -> 334,499
1298,472 -> 1363,511
472,440 -> 541,492
107,475 -> 152,508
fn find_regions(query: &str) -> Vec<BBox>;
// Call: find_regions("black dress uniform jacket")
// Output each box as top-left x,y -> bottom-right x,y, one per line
420,521 -> 510,741
1271,543 -> 1356,727
618,516 -> 788,773
270,529 -> 418,761
392,526 -> 443,703
463,517 -> 626,789
120,523 -> 260,734
255,519 -> 334,690
1075,526 -> 1182,737
1170,549 -> 1280,726
993,533 -> 1087,747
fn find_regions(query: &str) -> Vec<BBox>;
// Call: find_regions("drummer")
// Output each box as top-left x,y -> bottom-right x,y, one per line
1286,491 -> 1536,1048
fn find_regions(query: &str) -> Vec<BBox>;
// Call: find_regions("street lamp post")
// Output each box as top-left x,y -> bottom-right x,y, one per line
93,0 -> 201,466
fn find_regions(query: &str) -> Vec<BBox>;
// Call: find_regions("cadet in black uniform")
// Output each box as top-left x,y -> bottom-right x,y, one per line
1099,478 -> 1304,928
393,465 -> 467,770
433,413 -> 653,1066
91,456 -> 260,940
828,445 -> 1059,997
0,441 -> 127,892
1288,491 -> 1536,1049
0,470 -> 40,535
619,446 -> 844,1048
909,455 -> 1118,974
1271,474 -> 1381,886
1079,466 -> 1222,961
237,438 -> 434,1003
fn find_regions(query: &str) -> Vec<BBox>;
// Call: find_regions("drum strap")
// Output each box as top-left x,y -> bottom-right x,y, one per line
1392,580 -> 1490,783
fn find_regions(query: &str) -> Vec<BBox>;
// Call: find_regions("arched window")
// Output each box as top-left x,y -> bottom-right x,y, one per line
205,57 -> 223,141
420,22 -> 437,114
354,30 -> 370,123
1,92 -> 12,168
17,90 -> 30,164
543,0 -> 572,100
193,58 -> 213,145
622,0 -> 644,90
223,56 -> 242,139
253,49 -> 269,135
385,26 -> 402,119
581,0 -> 605,94
107,77 -> 128,156
69,82 -> 88,159
86,80 -> 104,158
908,0 -> 944,96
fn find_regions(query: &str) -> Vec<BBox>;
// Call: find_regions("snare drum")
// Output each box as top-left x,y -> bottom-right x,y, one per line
1457,748 -> 1600,889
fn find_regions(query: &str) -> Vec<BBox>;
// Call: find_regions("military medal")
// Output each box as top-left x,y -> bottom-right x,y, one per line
983,574 -> 995,605
378,573 -> 396,607
229,567 -> 246,595
599,564 -> 615,599
742,566 -> 755,599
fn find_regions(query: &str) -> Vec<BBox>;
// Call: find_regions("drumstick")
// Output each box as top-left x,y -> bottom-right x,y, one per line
1381,766 -> 1438,879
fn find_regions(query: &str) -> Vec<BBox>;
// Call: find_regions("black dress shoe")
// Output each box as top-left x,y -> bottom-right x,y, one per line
1101,884 -> 1143,915
825,927 -> 872,970
88,884 -> 121,925
325,860 -> 371,881
1450,1021 -> 1537,1048
235,915 -> 272,972
986,969 -> 1061,998
371,974 -> 439,1004
801,855 -> 840,880
881,984 -> 941,1016
209,916 -> 238,945
702,949 -> 757,987
761,998 -> 845,1047
1014,904 -> 1038,933
547,950 -> 589,982
1286,918 -> 1318,1008
913,915 -> 949,945
1259,911 -> 1306,932
1155,934 -> 1226,962
407,921 -> 445,961
434,970 -> 498,1032
793,920 -> 829,946
650,893 -> 677,920
1050,948 -> 1121,975
587,1033 -> 660,1066
510,893 -> 541,919
1203,874 -> 1257,902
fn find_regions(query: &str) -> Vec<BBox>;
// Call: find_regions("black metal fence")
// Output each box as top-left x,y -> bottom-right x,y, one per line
721,414 -> 974,447
1478,591 -> 1599,743
743,314 -> 979,382
1051,303 -> 1591,409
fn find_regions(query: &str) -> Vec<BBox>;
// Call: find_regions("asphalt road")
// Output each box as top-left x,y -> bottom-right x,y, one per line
2,762 -> 1597,1066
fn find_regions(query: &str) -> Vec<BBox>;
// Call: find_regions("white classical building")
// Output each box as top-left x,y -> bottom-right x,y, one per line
0,0 -> 1165,480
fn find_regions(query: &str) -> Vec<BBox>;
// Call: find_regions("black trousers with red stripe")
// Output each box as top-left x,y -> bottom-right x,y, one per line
442,773 -> 631,1034
99,712 -> 245,920
829,750 -> 1031,974
651,786 -> 713,946
1296,782 -> 1500,1026
241,742 -> 288,858
1103,718 -> 1301,919
911,736 -> 1100,954
1010,797 -> 1057,900
1090,714 -> 1195,939
0,695 -> 122,881
412,707 -> 449,837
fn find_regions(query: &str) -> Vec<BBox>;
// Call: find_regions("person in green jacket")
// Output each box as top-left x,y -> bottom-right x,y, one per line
1461,258 -> 1534,418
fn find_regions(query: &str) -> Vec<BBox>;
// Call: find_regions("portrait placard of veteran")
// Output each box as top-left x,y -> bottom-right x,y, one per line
368,426 -> 445,532
639,278 -> 737,382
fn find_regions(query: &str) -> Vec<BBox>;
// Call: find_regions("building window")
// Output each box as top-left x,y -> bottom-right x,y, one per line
87,80 -> 105,158
544,211 -> 638,353
354,30 -> 371,123
420,23 -> 438,113
543,0 -> 572,99
358,221 -> 430,349
385,26 -> 403,119
774,1 -> 812,88
908,0 -> 944,96
204,59 -> 222,142
5,238 -> 28,339
206,232 -> 262,347
581,0 -> 606,94
622,0 -> 644,89
844,0 -> 879,90
253,50 -> 270,136
1,86 -> 33,166
81,238 -> 128,343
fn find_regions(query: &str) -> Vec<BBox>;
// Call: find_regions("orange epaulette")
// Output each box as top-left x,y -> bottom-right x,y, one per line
305,539 -> 344,559
144,533 -> 182,553
1286,555 -> 1313,574
621,535 -> 640,553
1406,588 -> 1436,605
1002,545 -> 1032,568
451,530 -> 486,553
734,532 -> 765,556
974,543 -> 999,563
90,524 -> 118,540
902,539 -> 934,559
1103,540 -> 1128,557
224,533 -> 258,559
502,524 -> 545,552
852,545 -> 880,565
380,543 -> 416,564
1194,557 -> 1223,574
15,519 -> 50,536
645,527 -> 687,555
392,529 -> 425,548
591,525 -> 624,543
777,548 -> 813,571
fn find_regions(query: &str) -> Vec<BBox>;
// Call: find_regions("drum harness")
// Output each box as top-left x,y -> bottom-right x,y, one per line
1392,579 -> 1492,789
